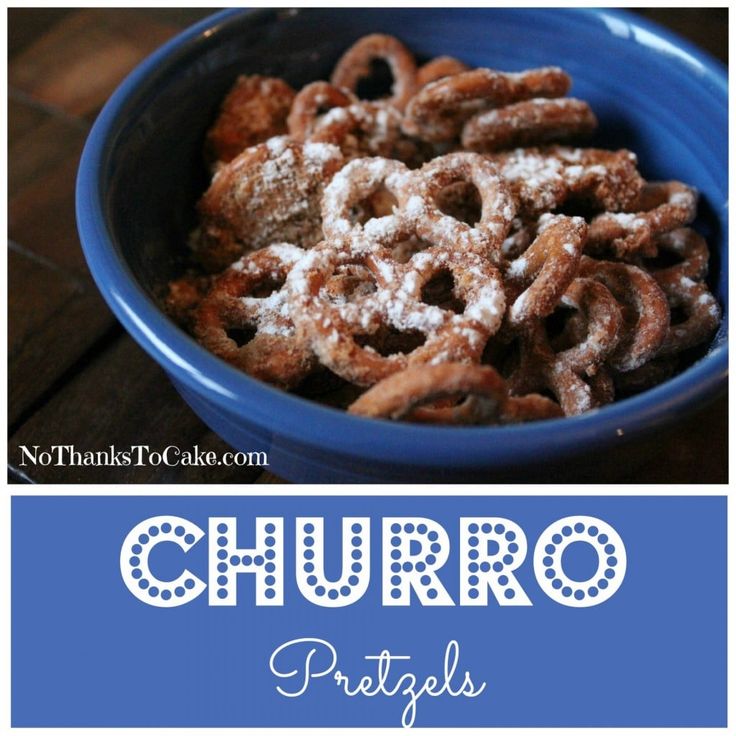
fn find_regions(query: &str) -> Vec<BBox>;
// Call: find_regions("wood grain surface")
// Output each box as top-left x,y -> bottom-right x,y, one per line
7,8 -> 728,484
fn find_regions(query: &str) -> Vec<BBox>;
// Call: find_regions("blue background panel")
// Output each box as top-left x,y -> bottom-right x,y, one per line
11,496 -> 726,727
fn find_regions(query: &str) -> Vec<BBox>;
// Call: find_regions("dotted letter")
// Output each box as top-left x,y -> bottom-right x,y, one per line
534,515 -> 627,607
209,517 -> 283,606
459,518 -> 531,606
383,518 -> 454,606
120,515 -> 205,607
296,518 -> 370,607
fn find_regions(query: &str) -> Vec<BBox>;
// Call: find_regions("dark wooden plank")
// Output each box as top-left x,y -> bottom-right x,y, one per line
128,8 -> 218,28
8,9 -> 180,119
8,336 -> 266,484
8,94 -> 48,144
8,116 -> 91,276
8,244 -> 118,427
9,94 -> 89,196
632,394 -> 728,484
7,8 -> 75,59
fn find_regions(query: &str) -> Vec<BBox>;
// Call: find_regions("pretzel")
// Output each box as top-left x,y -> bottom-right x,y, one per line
196,137 -> 344,271
578,256 -> 670,372
462,98 -> 597,153
193,244 -> 315,387
587,181 -> 698,259
489,146 -> 644,216
430,180 -> 482,231
505,214 -> 586,326
509,278 -> 623,415
308,101 -> 421,164
348,363 -> 562,424
402,66 -> 571,142
415,56 -> 470,87
554,278 -> 624,375
403,152 -> 517,259
643,227 -> 709,282
287,239 -> 505,386
331,33 -> 417,110
320,157 -> 412,242
654,271 -> 721,357
205,75 -> 295,164
501,218 -> 535,260
287,81 -> 357,141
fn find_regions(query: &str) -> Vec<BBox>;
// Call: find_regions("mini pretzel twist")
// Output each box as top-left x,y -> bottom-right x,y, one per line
508,278 -> 623,415
287,238 -> 505,386
643,227 -> 710,283
179,33 -> 722,424
348,363 -> 562,424
330,33 -> 417,111
578,256 -> 670,372
287,81 -> 357,141
320,157 -> 413,243
489,146 -> 644,217
193,244 -> 316,388
505,214 -> 586,327
308,101 -> 422,164
415,56 -> 470,87
402,66 -> 571,142
462,98 -> 597,153
401,152 -> 517,260
654,271 -> 721,357
587,181 -> 698,259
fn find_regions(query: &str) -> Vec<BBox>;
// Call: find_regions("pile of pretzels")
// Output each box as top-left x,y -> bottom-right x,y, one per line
166,34 -> 720,424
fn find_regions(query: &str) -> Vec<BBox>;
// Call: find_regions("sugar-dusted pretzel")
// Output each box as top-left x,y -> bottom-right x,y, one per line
505,214 -> 586,326
489,146 -> 644,216
654,271 -> 721,357
287,81 -> 357,141
509,278 -> 623,415
193,243 -> 315,387
287,238 -> 505,386
403,152 -> 516,259
348,362 -> 562,423
331,33 -> 417,110
578,256 -> 669,372
462,98 -> 597,153
643,227 -> 709,283
501,217 -> 535,260
320,157 -> 412,241
554,278 -> 624,376
587,181 -> 698,259
402,66 -> 571,142
308,101 -> 421,164
196,137 -> 343,271
205,75 -> 295,164
415,56 -> 470,87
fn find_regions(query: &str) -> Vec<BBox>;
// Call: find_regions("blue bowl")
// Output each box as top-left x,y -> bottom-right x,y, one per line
77,8 -> 728,482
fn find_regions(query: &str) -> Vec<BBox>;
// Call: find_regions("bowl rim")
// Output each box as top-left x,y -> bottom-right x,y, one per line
76,7 -> 728,470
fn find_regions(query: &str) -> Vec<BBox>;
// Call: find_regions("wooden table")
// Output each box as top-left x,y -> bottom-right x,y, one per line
7,8 -> 728,484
